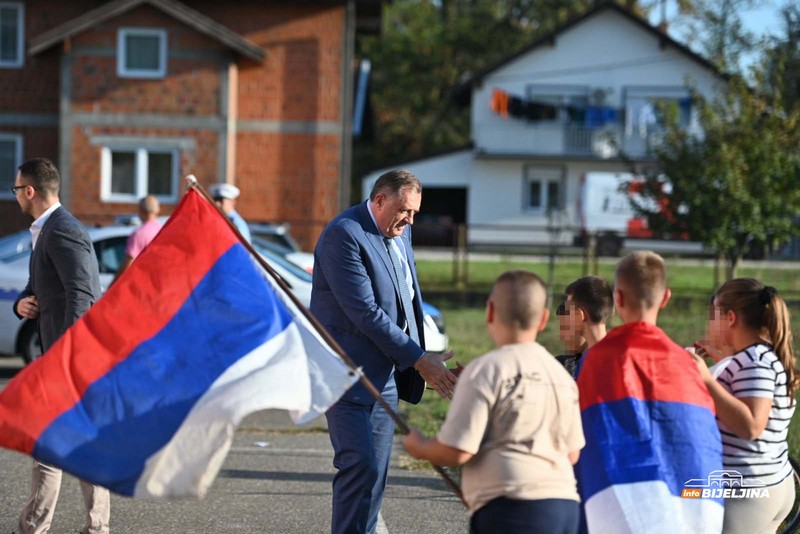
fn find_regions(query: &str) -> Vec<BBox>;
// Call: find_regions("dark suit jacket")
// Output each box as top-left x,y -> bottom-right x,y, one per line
14,206 -> 101,352
310,201 -> 426,405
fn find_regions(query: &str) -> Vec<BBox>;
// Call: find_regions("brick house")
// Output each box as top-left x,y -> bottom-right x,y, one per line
0,0 -> 380,248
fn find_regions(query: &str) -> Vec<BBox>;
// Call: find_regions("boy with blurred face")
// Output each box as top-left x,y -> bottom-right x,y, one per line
556,276 -> 613,379
403,270 -> 584,534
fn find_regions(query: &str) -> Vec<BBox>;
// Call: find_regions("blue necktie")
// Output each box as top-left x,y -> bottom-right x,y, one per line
384,237 -> 419,344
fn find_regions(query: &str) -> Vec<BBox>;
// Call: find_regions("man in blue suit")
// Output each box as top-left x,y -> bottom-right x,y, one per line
311,169 -> 456,534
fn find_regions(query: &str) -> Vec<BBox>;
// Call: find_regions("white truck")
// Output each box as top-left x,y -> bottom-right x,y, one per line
577,171 -> 704,256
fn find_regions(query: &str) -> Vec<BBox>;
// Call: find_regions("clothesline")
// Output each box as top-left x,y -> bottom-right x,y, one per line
490,88 -> 691,135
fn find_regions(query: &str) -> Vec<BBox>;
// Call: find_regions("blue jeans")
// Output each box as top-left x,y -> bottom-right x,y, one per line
326,377 -> 398,534
470,497 -> 579,534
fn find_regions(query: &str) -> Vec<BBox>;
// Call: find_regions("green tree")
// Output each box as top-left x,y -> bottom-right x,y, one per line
765,4 -> 800,111
674,0 -> 767,72
629,68 -> 800,279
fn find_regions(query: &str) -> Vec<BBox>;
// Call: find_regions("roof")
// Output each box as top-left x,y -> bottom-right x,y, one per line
363,143 -> 474,177
453,2 -> 727,104
28,0 -> 264,62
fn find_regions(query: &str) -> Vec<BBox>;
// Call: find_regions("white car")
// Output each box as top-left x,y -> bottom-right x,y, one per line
249,223 -> 315,274
0,227 -> 447,363
0,226 -> 316,363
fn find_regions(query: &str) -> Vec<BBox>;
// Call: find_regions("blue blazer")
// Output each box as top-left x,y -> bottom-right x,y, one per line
310,201 -> 426,405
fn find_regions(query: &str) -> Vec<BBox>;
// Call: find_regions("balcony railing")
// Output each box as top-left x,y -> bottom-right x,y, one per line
474,121 -> 666,158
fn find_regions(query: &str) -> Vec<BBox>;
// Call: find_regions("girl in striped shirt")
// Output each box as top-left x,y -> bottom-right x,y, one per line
693,278 -> 797,534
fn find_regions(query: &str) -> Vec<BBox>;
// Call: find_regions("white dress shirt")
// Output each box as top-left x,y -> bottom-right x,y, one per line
30,202 -> 61,250
366,200 -> 415,301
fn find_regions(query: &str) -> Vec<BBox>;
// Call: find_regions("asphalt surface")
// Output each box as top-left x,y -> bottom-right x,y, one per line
0,357 -> 469,534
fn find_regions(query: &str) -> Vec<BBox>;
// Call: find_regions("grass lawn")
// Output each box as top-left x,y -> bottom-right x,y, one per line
405,260 -> 800,458
417,258 -> 800,298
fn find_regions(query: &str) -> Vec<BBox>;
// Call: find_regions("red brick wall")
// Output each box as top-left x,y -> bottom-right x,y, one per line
235,131 -> 341,247
66,4 -> 226,224
70,5 -> 225,116
0,0 -> 105,116
198,2 -> 346,249
69,126 -> 219,225
0,1 -> 347,250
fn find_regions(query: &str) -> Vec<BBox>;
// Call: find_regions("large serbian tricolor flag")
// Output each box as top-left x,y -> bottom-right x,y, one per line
576,322 -> 724,533
0,188 -> 357,498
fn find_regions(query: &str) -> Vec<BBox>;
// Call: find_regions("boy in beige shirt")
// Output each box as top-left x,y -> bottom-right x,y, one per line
402,270 -> 584,534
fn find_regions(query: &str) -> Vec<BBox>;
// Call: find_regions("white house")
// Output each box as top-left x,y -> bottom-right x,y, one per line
362,3 -> 726,250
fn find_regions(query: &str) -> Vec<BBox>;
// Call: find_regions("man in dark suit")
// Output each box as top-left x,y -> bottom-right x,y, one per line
311,169 -> 457,534
12,158 -> 109,534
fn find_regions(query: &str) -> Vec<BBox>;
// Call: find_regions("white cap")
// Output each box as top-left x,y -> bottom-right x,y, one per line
210,183 -> 240,200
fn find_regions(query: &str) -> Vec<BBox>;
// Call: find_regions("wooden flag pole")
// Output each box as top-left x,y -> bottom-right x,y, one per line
185,176 -> 467,507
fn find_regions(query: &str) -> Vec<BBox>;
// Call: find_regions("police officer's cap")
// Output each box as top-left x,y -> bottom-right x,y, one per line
210,183 -> 240,201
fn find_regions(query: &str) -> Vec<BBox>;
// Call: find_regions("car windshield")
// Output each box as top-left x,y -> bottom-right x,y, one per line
252,240 -> 312,283
249,224 -> 301,253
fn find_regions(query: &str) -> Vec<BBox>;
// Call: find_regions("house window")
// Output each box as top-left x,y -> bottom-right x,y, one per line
623,86 -> 693,136
0,133 -> 22,199
101,147 -> 177,202
117,28 -> 167,78
0,3 -> 23,68
524,166 -> 563,212
526,85 -> 590,124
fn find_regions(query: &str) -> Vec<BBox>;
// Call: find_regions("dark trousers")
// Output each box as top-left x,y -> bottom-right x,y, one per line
470,497 -> 580,534
326,378 -> 398,534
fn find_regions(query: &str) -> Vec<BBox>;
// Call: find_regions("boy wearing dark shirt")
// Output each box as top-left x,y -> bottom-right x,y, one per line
556,276 -> 612,378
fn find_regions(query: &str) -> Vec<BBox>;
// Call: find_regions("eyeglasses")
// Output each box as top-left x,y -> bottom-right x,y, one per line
10,184 -> 29,194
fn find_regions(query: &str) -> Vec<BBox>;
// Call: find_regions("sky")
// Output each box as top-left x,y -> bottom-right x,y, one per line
650,0 -> 788,71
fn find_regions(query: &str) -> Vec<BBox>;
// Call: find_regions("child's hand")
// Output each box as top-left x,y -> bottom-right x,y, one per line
401,428 -> 427,459
693,339 -> 728,362
688,349 -> 714,386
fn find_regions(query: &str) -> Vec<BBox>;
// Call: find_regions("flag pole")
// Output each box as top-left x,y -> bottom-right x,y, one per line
185,176 -> 466,507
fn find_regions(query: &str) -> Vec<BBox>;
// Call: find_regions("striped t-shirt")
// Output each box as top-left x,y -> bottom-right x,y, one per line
714,343 -> 795,487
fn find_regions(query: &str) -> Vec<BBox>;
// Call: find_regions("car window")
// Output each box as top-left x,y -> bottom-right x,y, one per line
252,237 -> 294,256
252,234 -> 295,255
94,236 -> 129,274
249,224 -> 301,253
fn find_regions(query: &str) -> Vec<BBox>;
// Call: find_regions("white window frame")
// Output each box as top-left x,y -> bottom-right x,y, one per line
0,2 -> 24,68
100,146 -> 179,203
0,132 -> 22,199
117,27 -> 167,79
524,165 -> 563,214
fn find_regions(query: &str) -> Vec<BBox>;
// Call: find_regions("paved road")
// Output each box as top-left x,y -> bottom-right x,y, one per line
0,358 -> 469,533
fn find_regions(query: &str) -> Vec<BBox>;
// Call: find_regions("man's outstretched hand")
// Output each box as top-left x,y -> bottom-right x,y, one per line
414,350 -> 457,399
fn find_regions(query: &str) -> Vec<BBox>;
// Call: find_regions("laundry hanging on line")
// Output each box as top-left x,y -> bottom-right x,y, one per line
490,88 -> 619,127
490,88 -> 558,121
